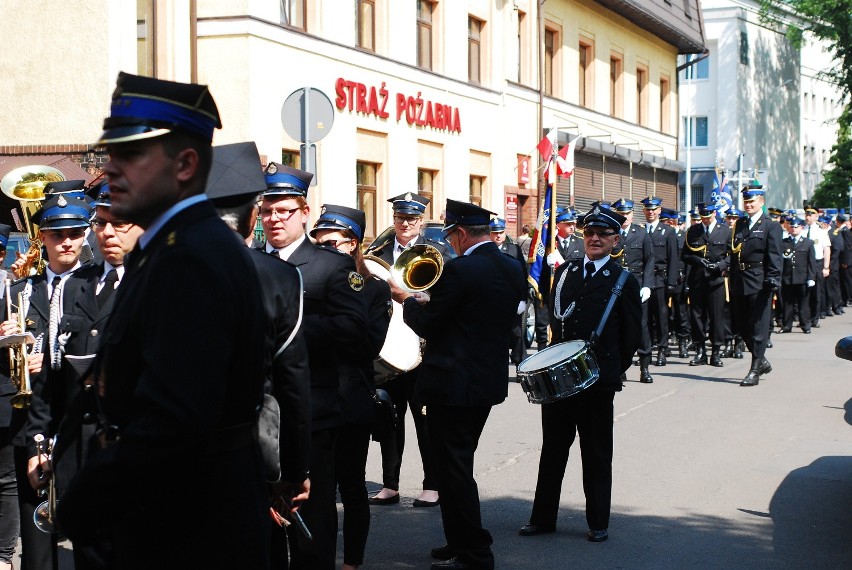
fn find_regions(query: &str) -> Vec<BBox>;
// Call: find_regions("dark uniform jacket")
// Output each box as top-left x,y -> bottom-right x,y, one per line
284,238 -> 368,432
646,222 -> 679,288
556,234 -> 585,263
549,258 -> 641,391
498,241 -> 528,277
58,201 -> 270,568
781,236 -> 817,286
729,213 -> 784,295
682,222 -> 731,288
404,242 -> 525,407
611,224 -> 654,289
828,228 -> 845,272
840,227 -> 852,267
247,248 -> 311,484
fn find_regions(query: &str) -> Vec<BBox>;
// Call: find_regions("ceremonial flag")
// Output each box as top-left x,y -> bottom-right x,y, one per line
528,180 -> 555,298
710,169 -> 733,222
556,137 -> 577,178
536,129 -> 557,162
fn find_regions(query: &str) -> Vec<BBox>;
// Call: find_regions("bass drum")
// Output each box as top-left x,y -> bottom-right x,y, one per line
516,341 -> 599,404
364,257 -> 422,384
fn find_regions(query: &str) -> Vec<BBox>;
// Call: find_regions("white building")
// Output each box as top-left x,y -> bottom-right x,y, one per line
1,0 -> 705,238
680,0 -> 843,210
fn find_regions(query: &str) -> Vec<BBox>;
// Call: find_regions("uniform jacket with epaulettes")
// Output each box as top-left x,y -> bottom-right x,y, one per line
646,222 -> 679,288
728,213 -> 784,295
682,222 -> 731,289
781,235 -> 817,286
611,223 -> 654,289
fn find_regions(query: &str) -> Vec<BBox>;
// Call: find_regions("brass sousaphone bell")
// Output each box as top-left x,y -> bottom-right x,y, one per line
365,243 -> 444,293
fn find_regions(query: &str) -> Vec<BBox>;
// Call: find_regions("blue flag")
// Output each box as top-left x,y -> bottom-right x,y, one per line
528,181 -> 554,298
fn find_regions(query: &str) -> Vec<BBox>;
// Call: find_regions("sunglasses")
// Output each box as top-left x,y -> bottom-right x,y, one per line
318,238 -> 354,249
583,228 -> 618,237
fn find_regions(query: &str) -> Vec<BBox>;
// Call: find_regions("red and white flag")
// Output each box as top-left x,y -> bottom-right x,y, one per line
536,129 -> 557,161
556,138 -> 577,178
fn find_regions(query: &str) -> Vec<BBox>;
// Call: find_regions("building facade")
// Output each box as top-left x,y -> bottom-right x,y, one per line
680,0 -> 843,211
1,0 -> 704,237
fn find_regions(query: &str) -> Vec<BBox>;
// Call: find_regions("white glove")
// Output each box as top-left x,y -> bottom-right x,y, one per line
639,287 -> 651,303
807,280 -> 815,288
546,251 -> 564,268
411,291 -> 431,304
516,300 -> 528,315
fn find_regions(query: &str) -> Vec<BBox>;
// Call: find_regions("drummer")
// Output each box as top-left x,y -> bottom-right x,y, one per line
519,204 -> 641,543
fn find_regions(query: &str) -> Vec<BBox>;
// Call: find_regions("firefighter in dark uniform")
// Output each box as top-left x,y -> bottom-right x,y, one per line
838,213 -> 852,307
779,217 -> 817,333
367,193 -> 451,509
640,196 -> 678,366
610,198 -> 654,383
767,207 -> 786,328
58,72 -> 271,569
728,185 -> 783,387
490,217 -> 528,365
259,162 -> 368,570
662,208 -> 690,358
682,203 -> 730,367
824,215 -> 846,315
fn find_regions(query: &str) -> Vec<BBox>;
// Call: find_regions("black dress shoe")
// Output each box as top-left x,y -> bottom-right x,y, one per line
431,545 -> 456,560
518,524 -> 556,536
709,354 -> 723,367
835,308 -> 846,315
587,529 -> 608,542
368,493 -> 400,505
813,322 -> 820,328
779,329 -> 791,333
431,557 -> 472,570
689,351 -> 707,366
802,328 -> 811,334
413,498 -> 440,508
757,358 -> 772,375
655,350 -> 667,367
740,371 -> 760,387
766,340 -> 773,348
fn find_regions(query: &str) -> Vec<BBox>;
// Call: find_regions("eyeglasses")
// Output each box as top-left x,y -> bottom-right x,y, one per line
393,216 -> 421,225
583,228 -> 618,237
92,218 -> 134,233
261,207 -> 303,220
318,238 -> 354,249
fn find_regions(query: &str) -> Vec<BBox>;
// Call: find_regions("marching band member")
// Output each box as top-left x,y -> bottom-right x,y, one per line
520,204 -> 640,543
640,196 -> 678,367
389,199 -> 525,570
207,143 -> 312,569
367,193 -> 450,509
728,185 -> 783,387
311,204 -> 391,570
259,163 -> 367,570
58,72 -> 271,568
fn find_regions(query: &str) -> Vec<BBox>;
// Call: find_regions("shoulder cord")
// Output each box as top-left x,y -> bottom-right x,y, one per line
588,270 -> 630,348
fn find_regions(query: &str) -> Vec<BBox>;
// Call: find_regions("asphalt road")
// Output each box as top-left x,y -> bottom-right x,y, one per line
358,311 -> 852,569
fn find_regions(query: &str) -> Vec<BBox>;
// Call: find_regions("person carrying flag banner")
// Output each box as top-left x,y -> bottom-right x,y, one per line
527,143 -> 558,349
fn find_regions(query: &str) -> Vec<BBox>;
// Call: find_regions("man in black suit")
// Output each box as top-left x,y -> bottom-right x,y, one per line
520,204 -> 641,543
1,194 -> 92,570
490,217 -> 528,365
838,214 -> 852,306
389,199 -> 525,570
779,217 -> 817,333
207,143 -> 312,568
640,196 -> 679,366
663,209 -> 691,358
824,215 -> 846,315
367,193 -> 451,509
682,203 -> 730,367
259,162 -> 367,570
728,185 -> 784,386
57,72 -> 271,569
610,198 -> 653,382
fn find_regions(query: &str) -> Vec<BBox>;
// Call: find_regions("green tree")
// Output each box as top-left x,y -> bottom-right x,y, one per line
760,0 -> 852,209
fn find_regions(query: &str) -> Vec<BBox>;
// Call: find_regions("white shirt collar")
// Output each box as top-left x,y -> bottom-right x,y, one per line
139,194 -> 207,250
463,240 -> 490,256
393,236 -> 419,261
266,233 -> 307,261
46,262 -> 81,296
749,211 -> 763,227
582,255 -> 610,273
100,261 -> 125,282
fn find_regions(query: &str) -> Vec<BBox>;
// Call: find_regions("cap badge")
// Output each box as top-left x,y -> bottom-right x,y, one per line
266,163 -> 278,175
404,193 -> 413,202
320,206 -> 327,215
57,195 -> 68,207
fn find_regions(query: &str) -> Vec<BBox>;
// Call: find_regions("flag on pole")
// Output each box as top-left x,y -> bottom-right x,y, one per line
556,138 -> 577,178
536,129 -> 557,162
528,179 -> 555,298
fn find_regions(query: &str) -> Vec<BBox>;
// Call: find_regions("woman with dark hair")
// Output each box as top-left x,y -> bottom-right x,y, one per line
310,205 -> 391,570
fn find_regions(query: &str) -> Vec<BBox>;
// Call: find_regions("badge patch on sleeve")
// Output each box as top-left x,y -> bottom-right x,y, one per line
348,271 -> 365,291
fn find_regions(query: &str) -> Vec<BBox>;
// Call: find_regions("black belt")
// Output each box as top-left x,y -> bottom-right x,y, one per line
739,262 -> 763,271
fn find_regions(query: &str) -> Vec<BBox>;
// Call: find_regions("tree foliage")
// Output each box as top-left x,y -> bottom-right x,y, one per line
760,0 -> 852,209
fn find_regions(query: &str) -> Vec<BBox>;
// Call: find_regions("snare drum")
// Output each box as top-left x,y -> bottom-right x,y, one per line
516,341 -> 600,404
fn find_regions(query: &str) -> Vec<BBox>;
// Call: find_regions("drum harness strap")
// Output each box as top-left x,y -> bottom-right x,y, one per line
553,262 -> 630,345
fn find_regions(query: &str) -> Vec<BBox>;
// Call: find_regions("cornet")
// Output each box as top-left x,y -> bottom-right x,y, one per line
5,279 -> 33,409
33,433 -> 58,534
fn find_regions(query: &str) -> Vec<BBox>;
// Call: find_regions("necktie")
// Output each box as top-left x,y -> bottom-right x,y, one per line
705,225 -> 710,237
269,249 -> 279,258
584,261 -> 596,282
646,223 -> 652,234
97,269 -> 119,309
622,230 -> 627,238
49,276 -> 62,371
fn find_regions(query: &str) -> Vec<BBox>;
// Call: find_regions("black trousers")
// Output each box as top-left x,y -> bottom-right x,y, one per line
335,424 -> 371,566
826,270 -> 843,310
14,445 -> 58,570
0,431 -> 18,565
290,427 -> 338,570
689,282 -> 726,350
809,270 -> 826,321
648,287 -> 669,349
530,390 -> 615,531
427,404 -> 494,570
509,312 -> 526,365
781,283 -> 810,330
669,290 -> 690,339
379,369 -> 437,491
534,300 -> 550,346
841,266 -> 852,304
731,287 -> 773,362
637,300 -> 652,357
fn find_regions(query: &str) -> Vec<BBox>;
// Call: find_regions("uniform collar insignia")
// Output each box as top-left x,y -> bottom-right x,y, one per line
571,264 -> 579,272
602,269 -> 610,277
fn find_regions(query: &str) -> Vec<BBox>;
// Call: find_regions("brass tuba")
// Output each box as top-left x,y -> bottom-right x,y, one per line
1,164 -> 64,277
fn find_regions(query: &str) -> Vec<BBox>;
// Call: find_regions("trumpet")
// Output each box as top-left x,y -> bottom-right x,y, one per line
5,279 -> 32,409
33,433 -> 58,534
